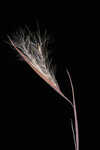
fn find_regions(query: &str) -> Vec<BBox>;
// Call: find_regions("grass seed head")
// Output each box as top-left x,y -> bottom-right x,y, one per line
9,28 -> 59,89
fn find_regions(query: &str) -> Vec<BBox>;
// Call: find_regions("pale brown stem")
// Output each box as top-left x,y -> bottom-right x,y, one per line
67,70 -> 79,150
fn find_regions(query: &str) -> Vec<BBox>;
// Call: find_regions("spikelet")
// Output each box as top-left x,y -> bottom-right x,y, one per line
8,29 -> 61,91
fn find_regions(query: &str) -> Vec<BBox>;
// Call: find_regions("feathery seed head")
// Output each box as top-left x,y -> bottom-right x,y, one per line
9,29 -> 59,89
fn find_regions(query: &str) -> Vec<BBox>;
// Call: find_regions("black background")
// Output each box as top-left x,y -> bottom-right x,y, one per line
0,1 -> 90,149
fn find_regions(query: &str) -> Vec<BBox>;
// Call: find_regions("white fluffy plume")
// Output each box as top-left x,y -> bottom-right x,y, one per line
9,29 -> 59,89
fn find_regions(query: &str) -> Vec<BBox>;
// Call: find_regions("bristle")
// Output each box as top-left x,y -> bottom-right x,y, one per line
9,29 -> 59,89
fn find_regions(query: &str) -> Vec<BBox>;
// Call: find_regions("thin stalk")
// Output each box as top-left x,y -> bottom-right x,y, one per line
67,70 -> 79,150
